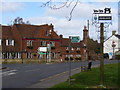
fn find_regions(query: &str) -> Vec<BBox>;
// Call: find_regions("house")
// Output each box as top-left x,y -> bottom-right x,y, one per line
104,31 -> 120,59
0,23 -> 100,61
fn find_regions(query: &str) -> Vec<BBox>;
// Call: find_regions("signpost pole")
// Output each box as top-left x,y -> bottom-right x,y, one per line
68,36 -> 71,85
100,23 -> 104,85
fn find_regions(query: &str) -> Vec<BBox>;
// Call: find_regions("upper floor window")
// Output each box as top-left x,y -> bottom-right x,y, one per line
50,41 -> 55,46
40,41 -> 46,46
6,39 -> 14,46
27,40 -> 32,46
66,47 -> 69,50
77,48 -> 80,50
45,31 -> 49,36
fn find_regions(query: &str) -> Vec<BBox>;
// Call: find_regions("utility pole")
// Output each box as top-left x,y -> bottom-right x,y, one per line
92,7 -> 112,86
100,23 -> 104,85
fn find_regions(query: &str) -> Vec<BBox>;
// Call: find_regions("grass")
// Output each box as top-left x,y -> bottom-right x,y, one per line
51,63 -> 119,89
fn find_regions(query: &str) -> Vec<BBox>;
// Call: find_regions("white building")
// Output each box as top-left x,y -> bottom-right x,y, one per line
104,31 -> 120,59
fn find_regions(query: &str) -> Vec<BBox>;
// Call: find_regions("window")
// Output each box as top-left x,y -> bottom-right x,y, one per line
76,55 -> 81,57
27,40 -> 32,46
66,47 -> 69,50
77,48 -> 80,50
45,31 -> 49,36
6,39 -> 14,46
40,41 -> 46,46
26,52 -> 32,59
0,39 -> 1,46
71,48 -> 74,51
50,41 -> 55,46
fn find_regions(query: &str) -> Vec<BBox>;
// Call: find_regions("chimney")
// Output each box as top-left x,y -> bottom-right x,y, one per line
60,34 -> 63,38
83,26 -> 89,40
112,30 -> 116,35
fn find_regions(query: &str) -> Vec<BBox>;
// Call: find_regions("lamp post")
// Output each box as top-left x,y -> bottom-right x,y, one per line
48,29 -> 52,63
112,41 -> 116,59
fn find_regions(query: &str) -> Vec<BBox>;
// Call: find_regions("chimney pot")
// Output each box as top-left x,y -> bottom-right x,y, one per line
112,30 -> 116,35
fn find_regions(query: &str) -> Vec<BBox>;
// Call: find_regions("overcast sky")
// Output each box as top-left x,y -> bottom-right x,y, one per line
1,0 -> 119,41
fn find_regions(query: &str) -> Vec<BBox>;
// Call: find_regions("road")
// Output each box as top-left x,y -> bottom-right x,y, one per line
1,60 -> 119,88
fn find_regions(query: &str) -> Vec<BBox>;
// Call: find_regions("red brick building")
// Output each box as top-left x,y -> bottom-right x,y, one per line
0,24 -> 100,61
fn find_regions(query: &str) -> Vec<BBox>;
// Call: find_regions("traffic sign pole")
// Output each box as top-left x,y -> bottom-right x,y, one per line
68,36 -> 71,85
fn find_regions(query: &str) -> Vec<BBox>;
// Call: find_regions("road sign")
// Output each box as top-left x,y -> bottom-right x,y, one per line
71,36 -> 80,43
38,47 -> 47,52
38,52 -> 46,55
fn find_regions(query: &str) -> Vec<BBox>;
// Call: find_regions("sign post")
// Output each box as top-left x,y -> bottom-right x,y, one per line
38,47 -> 47,63
92,7 -> 112,86
68,36 -> 80,85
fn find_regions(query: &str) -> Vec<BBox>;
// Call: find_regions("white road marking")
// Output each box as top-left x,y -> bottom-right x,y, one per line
7,72 -> 16,76
1,69 -> 17,77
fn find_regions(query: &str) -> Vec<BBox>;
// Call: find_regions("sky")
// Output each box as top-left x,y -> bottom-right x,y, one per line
0,0 -> 120,41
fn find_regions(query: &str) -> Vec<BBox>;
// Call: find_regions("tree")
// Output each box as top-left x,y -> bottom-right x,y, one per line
13,17 -> 31,25
41,0 -> 80,21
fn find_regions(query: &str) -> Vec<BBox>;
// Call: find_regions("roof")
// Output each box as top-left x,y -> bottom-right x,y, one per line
115,34 -> 120,39
61,38 -> 83,48
104,34 -> 120,42
2,26 -> 14,39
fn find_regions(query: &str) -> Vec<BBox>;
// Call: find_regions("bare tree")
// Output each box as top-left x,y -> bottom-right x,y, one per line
13,17 -> 31,25
41,0 -> 80,21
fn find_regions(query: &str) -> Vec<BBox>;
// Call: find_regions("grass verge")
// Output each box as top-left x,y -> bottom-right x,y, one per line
51,63 -> 119,89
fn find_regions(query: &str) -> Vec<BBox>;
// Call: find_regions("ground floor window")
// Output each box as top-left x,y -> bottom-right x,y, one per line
2,52 -> 21,59
76,55 -> 81,57
26,52 -> 32,59
52,52 -> 56,59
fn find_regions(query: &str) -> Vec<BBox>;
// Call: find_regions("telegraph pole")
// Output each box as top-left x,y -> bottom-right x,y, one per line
92,7 -> 112,86
100,23 -> 104,85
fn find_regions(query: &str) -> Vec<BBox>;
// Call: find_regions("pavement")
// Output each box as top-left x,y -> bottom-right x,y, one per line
26,65 -> 99,88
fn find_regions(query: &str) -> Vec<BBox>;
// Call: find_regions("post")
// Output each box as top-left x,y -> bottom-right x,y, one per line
49,45 -> 51,63
100,23 -> 104,85
21,52 -> 23,63
68,36 -> 71,85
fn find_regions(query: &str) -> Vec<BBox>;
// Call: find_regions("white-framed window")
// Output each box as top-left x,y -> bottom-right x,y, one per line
77,48 -> 80,50
6,39 -> 14,46
50,41 -> 55,46
26,52 -> 32,59
76,55 -> 81,57
66,47 -> 69,50
0,39 -> 1,46
65,55 -> 68,57
27,40 -> 33,46
40,41 -> 46,46
71,48 -> 74,51
45,30 -> 49,36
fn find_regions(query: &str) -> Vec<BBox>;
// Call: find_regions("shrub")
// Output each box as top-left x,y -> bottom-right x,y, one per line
27,46 -> 33,49
115,55 -> 120,60
65,57 -> 73,61
75,57 -> 81,60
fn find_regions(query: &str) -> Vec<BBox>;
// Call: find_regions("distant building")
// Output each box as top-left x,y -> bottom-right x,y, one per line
0,24 -> 100,61
104,31 -> 120,59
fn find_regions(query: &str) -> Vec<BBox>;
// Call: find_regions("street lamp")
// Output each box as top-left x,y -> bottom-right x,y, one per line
112,41 -> 116,59
48,29 -> 52,63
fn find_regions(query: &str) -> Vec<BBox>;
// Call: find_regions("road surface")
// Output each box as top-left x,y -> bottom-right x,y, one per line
1,60 -> 119,88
